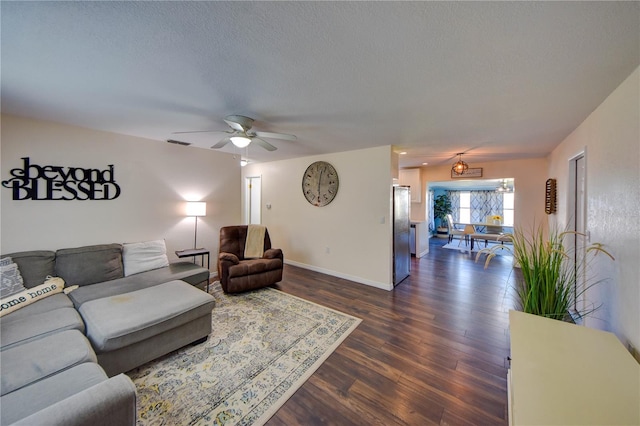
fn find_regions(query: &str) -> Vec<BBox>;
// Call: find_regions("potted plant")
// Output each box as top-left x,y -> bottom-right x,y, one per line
476,224 -> 614,321
433,194 -> 452,238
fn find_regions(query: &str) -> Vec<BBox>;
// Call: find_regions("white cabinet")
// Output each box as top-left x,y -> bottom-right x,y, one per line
398,168 -> 421,203
410,221 -> 429,258
509,310 -> 640,425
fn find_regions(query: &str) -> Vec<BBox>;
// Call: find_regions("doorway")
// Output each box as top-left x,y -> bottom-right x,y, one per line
245,176 -> 262,225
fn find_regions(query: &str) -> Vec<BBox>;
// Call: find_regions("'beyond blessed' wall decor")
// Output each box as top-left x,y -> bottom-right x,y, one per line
1,157 -> 121,201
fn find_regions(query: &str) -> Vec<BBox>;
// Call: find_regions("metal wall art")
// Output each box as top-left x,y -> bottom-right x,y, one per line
545,178 -> 557,214
2,157 -> 121,201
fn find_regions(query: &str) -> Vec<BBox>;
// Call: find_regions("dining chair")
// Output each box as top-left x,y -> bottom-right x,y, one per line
446,214 -> 466,244
460,224 -> 476,247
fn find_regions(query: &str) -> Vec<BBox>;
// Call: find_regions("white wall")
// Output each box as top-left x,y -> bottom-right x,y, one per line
419,158 -> 550,232
1,114 -> 241,272
548,67 -> 640,351
243,146 -> 394,289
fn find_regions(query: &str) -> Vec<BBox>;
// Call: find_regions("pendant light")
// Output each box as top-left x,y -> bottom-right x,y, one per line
451,153 -> 469,175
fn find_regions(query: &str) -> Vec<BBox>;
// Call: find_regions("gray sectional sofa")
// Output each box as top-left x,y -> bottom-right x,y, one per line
0,243 -> 215,426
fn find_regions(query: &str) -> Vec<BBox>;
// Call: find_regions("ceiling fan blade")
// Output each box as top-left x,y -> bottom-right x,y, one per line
253,131 -> 297,141
211,137 -> 231,149
224,115 -> 254,132
172,129 -> 231,135
251,137 -> 277,151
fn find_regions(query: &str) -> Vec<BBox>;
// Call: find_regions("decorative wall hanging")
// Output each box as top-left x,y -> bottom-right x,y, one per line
545,178 -> 557,214
302,161 -> 339,207
1,157 -> 121,201
451,167 -> 483,178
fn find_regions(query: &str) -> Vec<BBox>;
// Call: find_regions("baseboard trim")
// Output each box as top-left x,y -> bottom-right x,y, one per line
416,248 -> 429,258
284,259 -> 393,291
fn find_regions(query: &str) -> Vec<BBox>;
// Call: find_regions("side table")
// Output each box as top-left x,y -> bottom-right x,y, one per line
175,248 -> 211,291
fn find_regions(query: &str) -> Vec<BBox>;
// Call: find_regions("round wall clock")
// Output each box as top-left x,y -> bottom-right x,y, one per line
302,161 -> 339,207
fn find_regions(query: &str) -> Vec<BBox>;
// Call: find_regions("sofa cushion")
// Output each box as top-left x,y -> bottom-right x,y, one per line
122,239 -> 169,277
79,280 -> 215,352
55,244 -> 124,286
2,251 -> 56,288
1,307 -> 84,351
1,329 -> 96,396
0,257 -> 26,297
0,362 -> 107,426
68,261 -> 209,307
2,293 -> 73,320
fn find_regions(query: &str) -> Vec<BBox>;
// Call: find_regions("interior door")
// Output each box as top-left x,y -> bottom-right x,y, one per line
245,176 -> 262,225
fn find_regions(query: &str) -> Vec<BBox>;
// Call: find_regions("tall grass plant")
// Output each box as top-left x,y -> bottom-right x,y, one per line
476,224 -> 614,321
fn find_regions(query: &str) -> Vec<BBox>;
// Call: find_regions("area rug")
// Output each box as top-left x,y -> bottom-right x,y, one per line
441,240 -> 512,255
127,282 -> 361,426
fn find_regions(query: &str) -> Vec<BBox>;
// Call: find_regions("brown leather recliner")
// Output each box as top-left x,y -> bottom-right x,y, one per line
217,225 -> 283,293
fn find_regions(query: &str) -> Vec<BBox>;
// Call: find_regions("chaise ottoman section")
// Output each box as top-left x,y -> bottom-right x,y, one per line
78,280 -> 215,377
68,262 -> 210,308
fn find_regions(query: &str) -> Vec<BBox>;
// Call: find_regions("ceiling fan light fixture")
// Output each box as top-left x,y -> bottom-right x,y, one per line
451,153 -> 469,175
496,180 -> 513,193
230,135 -> 251,148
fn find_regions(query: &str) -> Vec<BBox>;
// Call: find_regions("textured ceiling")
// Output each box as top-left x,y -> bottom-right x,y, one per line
2,2 -> 638,167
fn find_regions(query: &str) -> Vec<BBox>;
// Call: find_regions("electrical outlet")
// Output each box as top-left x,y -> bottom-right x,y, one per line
325,247 -> 330,254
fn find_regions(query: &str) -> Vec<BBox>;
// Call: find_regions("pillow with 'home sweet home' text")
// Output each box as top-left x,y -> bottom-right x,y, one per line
0,277 -> 65,317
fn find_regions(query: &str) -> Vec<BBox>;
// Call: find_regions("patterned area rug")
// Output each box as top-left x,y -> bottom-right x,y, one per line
127,282 -> 361,426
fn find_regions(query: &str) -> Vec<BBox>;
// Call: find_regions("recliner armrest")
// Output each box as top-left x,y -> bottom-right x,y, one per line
263,248 -> 283,260
218,252 -> 240,264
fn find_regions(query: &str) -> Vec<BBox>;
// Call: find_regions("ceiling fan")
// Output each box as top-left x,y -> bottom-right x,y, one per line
172,115 -> 296,151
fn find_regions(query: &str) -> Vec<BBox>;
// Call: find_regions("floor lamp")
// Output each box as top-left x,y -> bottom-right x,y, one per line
186,201 -> 206,249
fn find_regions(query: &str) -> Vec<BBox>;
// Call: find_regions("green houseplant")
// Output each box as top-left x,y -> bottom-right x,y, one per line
476,224 -> 614,321
433,194 -> 453,237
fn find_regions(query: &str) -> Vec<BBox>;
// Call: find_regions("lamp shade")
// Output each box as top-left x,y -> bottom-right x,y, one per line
186,201 -> 206,217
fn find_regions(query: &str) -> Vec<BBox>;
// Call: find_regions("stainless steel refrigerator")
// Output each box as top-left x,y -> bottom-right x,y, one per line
393,186 -> 411,286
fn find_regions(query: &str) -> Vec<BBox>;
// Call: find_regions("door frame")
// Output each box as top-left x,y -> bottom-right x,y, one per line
567,149 -> 587,318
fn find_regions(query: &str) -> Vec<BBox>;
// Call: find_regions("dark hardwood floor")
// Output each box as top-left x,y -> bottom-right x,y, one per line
267,238 -> 516,425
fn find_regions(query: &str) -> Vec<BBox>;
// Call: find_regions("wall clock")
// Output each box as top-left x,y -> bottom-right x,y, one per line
302,161 -> 339,207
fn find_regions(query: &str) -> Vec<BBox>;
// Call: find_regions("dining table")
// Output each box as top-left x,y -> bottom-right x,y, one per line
452,222 -> 514,249
453,222 -> 514,232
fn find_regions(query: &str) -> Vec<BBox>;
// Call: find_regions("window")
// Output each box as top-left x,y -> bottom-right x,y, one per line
450,189 -> 514,225
503,192 -> 514,226
459,192 -> 471,223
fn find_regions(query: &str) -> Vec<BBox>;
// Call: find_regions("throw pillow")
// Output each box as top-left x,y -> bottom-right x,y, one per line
0,277 -> 65,317
0,257 -> 27,298
122,239 -> 170,277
